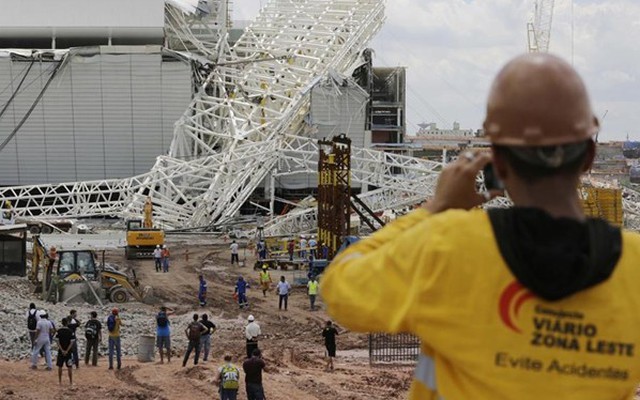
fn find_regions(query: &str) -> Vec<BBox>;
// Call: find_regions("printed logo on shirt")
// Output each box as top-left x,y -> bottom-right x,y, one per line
498,281 -> 534,333
495,281 -> 635,381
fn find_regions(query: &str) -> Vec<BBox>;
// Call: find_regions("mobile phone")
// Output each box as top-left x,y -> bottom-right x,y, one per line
483,163 -> 504,191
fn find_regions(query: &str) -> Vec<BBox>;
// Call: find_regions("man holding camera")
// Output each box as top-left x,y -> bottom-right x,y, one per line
322,53 -> 640,399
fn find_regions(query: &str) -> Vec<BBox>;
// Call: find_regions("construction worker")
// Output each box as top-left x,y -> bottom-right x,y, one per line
161,245 -> 170,273
257,240 -> 267,261
198,274 -> 208,307
1,200 -> 15,225
259,265 -> 272,297
153,245 -> 162,272
235,276 -> 249,308
143,197 -> 153,228
322,53 -> 640,399
230,240 -> 240,265
107,308 -> 122,370
215,355 -> 240,400
322,320 -> 339,371
245,315 -> 261,359
299,235 -> 307,259
287,239 -> 295,261
276,276 -> 291,311
308,235 -> 317,258
307,276 -> 319,311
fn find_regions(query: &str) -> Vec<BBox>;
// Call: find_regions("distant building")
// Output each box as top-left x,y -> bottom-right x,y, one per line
0,0 -> 194,185
416,122 -> 476,137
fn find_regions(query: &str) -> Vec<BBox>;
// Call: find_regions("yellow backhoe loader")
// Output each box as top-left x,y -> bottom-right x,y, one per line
30,236 -> 149,303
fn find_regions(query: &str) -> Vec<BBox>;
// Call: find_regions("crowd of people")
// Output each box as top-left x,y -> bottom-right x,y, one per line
26,274 -> 340,399
27,304 -> 123,385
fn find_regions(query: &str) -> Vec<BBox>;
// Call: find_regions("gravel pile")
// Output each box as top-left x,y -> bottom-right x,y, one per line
0,276 -> 245,361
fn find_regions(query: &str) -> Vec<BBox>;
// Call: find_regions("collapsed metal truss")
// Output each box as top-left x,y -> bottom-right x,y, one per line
0,0 -> 388,229
2,0 -> 640,236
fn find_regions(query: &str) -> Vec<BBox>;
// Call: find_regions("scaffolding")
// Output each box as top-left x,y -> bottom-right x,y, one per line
317,134 -> 351,260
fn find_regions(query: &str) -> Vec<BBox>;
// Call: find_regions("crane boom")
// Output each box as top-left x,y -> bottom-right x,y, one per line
527,0 -> 555,53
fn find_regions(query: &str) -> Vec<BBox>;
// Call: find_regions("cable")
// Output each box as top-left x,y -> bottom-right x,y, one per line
0,59 -> 35,121
0,61 -> 33,98
0,63 -> 56,111
0,57 -> 65,153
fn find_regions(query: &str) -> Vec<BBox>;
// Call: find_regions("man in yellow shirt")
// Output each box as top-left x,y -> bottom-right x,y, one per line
259,265 -> 272,297
107,308 -> 123,370
322,53 -> 640,399
307,276 -> 319,311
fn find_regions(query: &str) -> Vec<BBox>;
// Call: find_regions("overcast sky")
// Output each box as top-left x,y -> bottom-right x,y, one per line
233,0 -> 640,141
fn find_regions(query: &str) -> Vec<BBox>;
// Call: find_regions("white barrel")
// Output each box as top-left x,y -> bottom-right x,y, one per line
137,335 -> 155,362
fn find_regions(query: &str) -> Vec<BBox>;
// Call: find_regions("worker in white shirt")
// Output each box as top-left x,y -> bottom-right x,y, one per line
245,315 -> 261,359
276,276 -> 292,311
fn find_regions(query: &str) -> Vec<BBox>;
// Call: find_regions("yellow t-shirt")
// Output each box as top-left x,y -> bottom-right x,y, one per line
260,271 -> 271,283
308,280 -> 319,295
108,316 -> 121,338
322,209 -> 640,399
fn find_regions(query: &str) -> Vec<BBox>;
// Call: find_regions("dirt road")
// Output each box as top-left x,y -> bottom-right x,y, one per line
1,237 -> 412,399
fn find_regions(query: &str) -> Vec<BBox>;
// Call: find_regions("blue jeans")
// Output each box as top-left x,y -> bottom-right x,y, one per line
108,337 -> 121,369
162,257 -> 170,272
199,334 -> 211,361
220,389 -> 238,400
182,339 -> 201,366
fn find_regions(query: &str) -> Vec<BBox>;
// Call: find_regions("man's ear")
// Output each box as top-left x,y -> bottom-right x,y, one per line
583,139 -> 596,172
492,146 -> 508,181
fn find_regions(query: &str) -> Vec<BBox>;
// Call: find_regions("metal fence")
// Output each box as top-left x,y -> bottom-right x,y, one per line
368,333 -> 420,365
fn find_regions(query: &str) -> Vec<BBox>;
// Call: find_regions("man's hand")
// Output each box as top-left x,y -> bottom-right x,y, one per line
423,151 -> 503,214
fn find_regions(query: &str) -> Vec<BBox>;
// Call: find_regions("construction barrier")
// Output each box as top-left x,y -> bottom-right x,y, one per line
368,333 -> 420,365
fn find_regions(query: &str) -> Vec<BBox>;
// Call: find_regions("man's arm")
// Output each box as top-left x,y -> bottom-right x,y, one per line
322,152 -> 496,335
321,210 -> 435,334
63,339 -> 75,354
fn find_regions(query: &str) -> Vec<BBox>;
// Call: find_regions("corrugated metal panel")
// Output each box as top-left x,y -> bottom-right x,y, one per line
0,59 -> 26,185
70,56 -> 107,181
161,61 -> 192,151
101,54 -> 135,178
274,82 -> 367,190
0,52 -> 192,185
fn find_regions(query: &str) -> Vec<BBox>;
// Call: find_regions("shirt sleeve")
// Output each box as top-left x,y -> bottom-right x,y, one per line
321,209 -> 434,333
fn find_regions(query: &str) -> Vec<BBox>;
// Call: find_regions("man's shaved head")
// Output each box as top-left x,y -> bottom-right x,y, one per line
484,53 -> 598,147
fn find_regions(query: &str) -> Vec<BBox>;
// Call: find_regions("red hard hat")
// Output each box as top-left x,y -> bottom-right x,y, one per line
112,308 -> 119,315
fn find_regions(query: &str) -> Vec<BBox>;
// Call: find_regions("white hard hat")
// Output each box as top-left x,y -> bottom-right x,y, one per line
37,310 -> 47,317
162,245 -> 167,248
248,315 -> 255,322
156,245 -> 160,248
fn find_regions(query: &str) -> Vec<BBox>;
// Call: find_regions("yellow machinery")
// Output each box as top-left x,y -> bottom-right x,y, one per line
580,186 -> 623,226
125,219 -> 164,259
100,265 -> 148,303
30,236 -> 148,303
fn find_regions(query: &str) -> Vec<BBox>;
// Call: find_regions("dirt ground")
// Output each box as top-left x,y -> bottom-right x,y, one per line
0,238 -> 413,399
